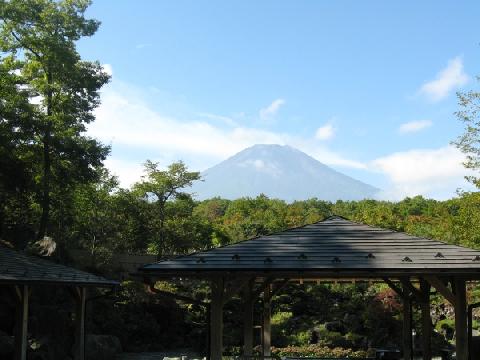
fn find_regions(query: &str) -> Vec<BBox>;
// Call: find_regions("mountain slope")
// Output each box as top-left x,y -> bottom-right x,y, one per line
191,144 -> 379,201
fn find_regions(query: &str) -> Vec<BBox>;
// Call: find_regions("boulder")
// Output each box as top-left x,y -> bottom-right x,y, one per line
85,335 -> 122,360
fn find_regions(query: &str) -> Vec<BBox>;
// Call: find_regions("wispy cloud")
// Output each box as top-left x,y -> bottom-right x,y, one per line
89,85 -> 470,199
259,98 -> 285,120
196,112 -> 238,127
88,88 -> 362,186
315,123 -> 335,140
418,56 -> 468,102
398,120 -> 432,134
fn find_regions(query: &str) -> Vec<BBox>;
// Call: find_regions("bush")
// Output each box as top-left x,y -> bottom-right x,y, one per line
271,345 -> 371,358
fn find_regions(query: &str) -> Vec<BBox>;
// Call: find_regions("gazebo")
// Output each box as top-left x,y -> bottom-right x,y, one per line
0,244 -> 118,360
139,216 -> 480,360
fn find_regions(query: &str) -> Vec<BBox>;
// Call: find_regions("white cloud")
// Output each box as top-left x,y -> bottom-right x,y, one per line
315,123 -> 335,140
88,87 -> 363,186
398,120 -> 432,134
196,112 -> 238,127
371,146 -> 469,200
259,98 -> 285,119
419,56 -> 468,102
88,84 -> 474,199
104,158 -> 144,187
307,148 -> 367,169
102,64 -> 113,76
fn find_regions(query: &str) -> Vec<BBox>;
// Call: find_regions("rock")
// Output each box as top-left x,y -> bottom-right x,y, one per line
85,334 -> 122,360
0,334 -> 13,357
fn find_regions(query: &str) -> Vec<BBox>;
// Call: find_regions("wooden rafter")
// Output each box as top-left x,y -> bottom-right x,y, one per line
383,278 -> 406,298
423,275 -> 456,306
400,278 -> 424,301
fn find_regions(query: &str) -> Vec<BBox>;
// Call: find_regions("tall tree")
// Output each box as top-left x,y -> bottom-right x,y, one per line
0,0 -> 110,241
133,160 -> 201,256
0,54 -> 36,242
453,77 -> 480,188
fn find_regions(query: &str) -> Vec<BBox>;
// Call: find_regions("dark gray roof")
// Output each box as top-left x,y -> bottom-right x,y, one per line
0,245 -> 118,287
140,216 -> 480,278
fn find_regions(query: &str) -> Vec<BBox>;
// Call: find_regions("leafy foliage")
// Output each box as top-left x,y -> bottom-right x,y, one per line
0,0 -> 110,243
454,77 -> 480,188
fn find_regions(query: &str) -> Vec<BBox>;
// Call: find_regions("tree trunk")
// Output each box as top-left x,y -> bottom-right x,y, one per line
37,72 -> 53,240
37,128 -> 51,240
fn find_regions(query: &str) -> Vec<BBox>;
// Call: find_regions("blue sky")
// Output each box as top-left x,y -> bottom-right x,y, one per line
81,1 -> 480,199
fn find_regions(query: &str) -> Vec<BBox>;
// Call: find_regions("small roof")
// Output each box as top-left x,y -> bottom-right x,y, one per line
140,216 -> 480,279
0,245 -> 118,287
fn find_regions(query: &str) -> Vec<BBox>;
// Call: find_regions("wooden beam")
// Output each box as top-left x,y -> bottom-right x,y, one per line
401,278 -> 423,301
420,279 -> 432,360
262,284 -> 271,357
423,275 -> 456,306
14,285 -> 29,360
243,279 -> 255,356
383,278 -> 405,298
454,278 -> 468,360
210,277 -> 224,360
402,294 -> 413,360
74,287 -> 87,360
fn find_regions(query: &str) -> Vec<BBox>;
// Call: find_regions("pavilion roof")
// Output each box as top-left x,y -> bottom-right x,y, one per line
140,216 -> 480,279
0,244 -> 118,287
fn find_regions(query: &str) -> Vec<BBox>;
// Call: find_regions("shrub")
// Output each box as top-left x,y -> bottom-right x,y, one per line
271,344 -> 370,358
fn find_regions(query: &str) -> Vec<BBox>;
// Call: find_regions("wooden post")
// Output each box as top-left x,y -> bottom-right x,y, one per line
455,278 -> 468,360
402,295 -> 412,360
243,279 -> 254,356
74,287 -> 87,360
75,287 -> 86,360
420,280 -> 432,360
14,285 -> 29,360
263,284 -> 271,357
210,277 -> 224,360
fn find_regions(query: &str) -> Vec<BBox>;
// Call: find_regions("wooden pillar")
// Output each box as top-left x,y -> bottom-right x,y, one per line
210,277 -> 224,360
455,278 -> 468,360
74,287 -> 87,360
263,284 -> 271,357
14,285 -> 29,360
402,295 -> 412,360
243,279 -> 254,356
420,280 -> 432,360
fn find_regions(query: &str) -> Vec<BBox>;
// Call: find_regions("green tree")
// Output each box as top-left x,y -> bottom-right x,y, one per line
0,56 -> 36,244
0,0 -> 110,241
133,160 -> 201,256
69,169 -> 120,268
453,78 -> 480,188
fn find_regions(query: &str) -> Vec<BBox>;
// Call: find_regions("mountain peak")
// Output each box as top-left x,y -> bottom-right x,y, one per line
191,144 -> 378,201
